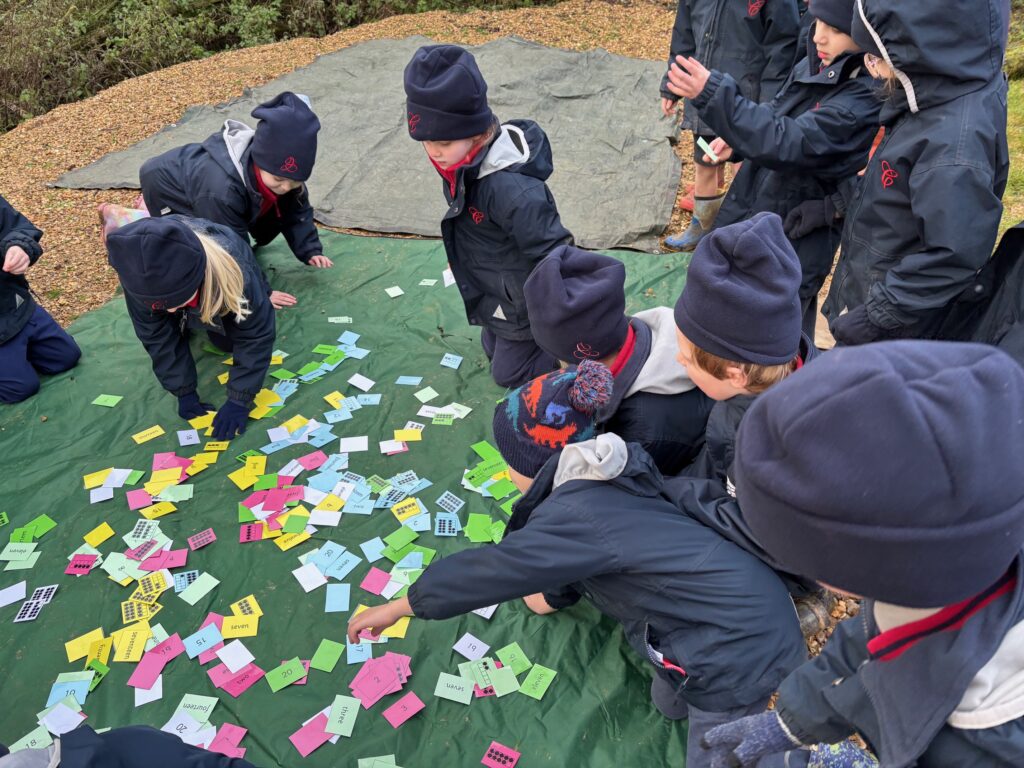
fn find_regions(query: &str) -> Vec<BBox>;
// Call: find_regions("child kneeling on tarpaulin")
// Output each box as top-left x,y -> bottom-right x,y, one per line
703,340 -> 1024,767
0,193 -> 80,403
347,360 -> 807,768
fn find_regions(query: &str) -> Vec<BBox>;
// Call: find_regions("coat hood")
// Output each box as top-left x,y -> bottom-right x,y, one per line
477,119 -> 554,182
214,119 -> 256,182
852,0 -> 1007,117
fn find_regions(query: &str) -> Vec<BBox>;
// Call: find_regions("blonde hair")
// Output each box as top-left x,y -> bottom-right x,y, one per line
192,231 -> 250,325
691,344 -> 798,395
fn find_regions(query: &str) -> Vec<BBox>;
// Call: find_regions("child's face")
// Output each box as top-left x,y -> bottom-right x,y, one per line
812,20 -> 860,67
422,138 -> 477,169
674,328 -> 750,401
257,168 -> 303,196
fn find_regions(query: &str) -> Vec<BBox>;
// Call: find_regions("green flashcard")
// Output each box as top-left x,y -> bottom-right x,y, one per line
490,520 -> 507,543
496,642 -> 532,675
432,415 -> 454,426
434,672 -> 473,704
312,344 -> 338,355
91,394 -> 123,407
470,440 -> 501,462
0,512 -> 8,527
177,693 -> 218,725
86,660 -> 109,691
254,474 -> 278,491
266,657 -> 306,692
236,449 -> 263,463
26,514 -> 57,538
8,528 -> 33,544
282,514 -> 308,534
486,478 -> 518,501
500,494 -> 522,517
489,666 -> 520,697
125,470 -> 145,485
310,639 -> 345,673
325,694 -> 360,737
237,504 -> 257,523
270,369 -> 296,381
520,664 -> 558,700
383,526 -> 417,550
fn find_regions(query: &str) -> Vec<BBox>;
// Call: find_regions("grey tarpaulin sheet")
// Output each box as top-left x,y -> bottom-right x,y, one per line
54,36 -> 679,251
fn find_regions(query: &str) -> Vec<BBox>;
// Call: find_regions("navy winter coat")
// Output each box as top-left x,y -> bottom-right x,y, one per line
693,44 -> 881,303
596,307 -> 714,475
441,120 -> 573,341
660,0 -> 801,135
119,217 -> 276,407
775,560 -> 1024,767
140,120 -> 322,263
59,725 -> 257,768
822,0 -> 1010,339
0,194 -> 43,345
408,435 -> 806,712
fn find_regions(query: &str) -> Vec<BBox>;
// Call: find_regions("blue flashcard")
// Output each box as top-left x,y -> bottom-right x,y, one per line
325,552 -> 361,581
359,537 -> 387,562
308,471 -> 344,493
440,353 -> 463,369
356,394 -> 382,406
325,584 -> 351,613
273,381 -> 299,399
321,454 -> 349,473
408,478 -> 434,495
183,624 -> 223,659
346,640 -> 373,665
344,497 -> 374,516
311,541 -> 347,572
46,680 -> 90,708
344,346 -> 370,360
337,331 -> 361,346
435,513 -> 460,537
395,376 -> 423,386
324,409 -> 353,424
173,570 -> 200,593
404,513 -> 431,532
260,440 -> 292,455
395,551 -> 425,570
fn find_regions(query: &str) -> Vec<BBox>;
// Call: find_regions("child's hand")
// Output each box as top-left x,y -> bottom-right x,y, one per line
705,137 -> 733,164
666,56 -> 712,101
522,592 -> 559,615
2,246 -> 30,275
308,255 -> 333,268
661,97 -> 678,118
347,597 -> 413,643
270,290 -> 298,310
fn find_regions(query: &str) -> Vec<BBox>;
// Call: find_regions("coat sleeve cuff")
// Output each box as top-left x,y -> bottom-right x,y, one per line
226,387 -> 256,408
865,288 -> 906,331
1,232 -> 43,263
692,69 -> 725,112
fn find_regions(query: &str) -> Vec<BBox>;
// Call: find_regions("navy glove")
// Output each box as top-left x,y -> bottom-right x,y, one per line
212,400 -> 249,441
702,712 -> 801,768
783,199 -> 836,240
829,305 -> 887,346
177,392 -> 214,420
808,741 -> 879,768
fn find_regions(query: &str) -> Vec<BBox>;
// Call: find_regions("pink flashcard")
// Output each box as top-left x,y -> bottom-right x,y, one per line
65,554 -> 97,576
126,489 -> 153,511
222,664 -> 265,698
214,723 -> 247,747
126,652 -> 166,689
284,486 -> 305,503
163,549 -> 188,568
198,642 -> 225,666
207,663 -> 237,689
288,713 -> 332,757
297,451 -> 328,470
277,475 -> 296,487
151,452 -> 177,471
150,633 -> 185,662
280,659 -> 311,685
139,551 -> 169,572
125,539 -> 158,561
481,741 -> 521,768
241,491 -> 268,509
187,529 -> 217,551
239,524 -> 263,543
359,567 -> 391,596
263,489 -> 288,513
382,692 -> 425,728
198,614 -> 226,664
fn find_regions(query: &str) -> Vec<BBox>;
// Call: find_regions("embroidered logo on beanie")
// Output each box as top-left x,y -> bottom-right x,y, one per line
280,157 -> 299,174
573,342 -> 600,361
408,113 -> 421,133
748,0 -> 765,16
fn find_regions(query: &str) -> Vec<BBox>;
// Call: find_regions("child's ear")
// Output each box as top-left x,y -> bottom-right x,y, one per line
724,365 -> 749,391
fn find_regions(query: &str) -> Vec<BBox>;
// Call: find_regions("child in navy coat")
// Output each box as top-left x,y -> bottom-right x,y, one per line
106,216 -> 276,441
660,0 -> 800,251
348,360 -> 806,768
403,44 -> 573,389
524,244 -> 714,475
821,0 -> 1009,345
663,0 -> 881,336
124,92 -> 328,310
0,193 -> 80,403
705,340 -> 1024,767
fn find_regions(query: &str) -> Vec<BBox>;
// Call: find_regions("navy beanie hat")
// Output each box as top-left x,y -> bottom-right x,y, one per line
734,341 -> 1024,608
674,212 -> 801,366
404,45 -> 495,141
492,360 -> 614,478
524,245 -> 630,363
812,0 -> 856,34
250,92 -> 321,182
107,216 -> 206,311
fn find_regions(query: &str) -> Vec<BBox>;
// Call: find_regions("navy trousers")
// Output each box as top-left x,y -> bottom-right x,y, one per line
480,328 -> 558,389
0,304 -> 81,403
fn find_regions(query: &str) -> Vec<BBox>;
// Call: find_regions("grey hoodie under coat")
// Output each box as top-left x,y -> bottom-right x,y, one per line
823,0 -> 1010,339
407,434 -> 806,712
439,120 -> 573,341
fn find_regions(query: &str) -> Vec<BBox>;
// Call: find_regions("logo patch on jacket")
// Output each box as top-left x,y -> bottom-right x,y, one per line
493,305 -> 507,321
408,113 -> 421,133
469,207 -> 485,224
573,342 -> 599,361
747,0 -> 765,16
280,156 -> 299,174
880,160 -> 899,188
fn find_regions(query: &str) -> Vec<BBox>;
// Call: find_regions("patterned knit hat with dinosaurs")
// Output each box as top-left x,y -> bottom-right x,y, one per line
492,359 -> 614,477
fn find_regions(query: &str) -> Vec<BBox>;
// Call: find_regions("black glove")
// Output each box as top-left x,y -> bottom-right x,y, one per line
177,392 -> 214,421
211,400 -> 250,441
829,305 -> 886,346
783,198 -> 836,240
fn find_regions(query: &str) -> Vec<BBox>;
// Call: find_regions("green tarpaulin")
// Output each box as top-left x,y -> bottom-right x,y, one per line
0,231 -> 691,766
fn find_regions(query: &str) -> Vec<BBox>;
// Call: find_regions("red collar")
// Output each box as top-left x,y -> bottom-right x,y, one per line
185,290 -> 200,308
608,324 -> 636,378
252,163 -> 281,219
794,354 -> 804,370
431,143 -> 486,198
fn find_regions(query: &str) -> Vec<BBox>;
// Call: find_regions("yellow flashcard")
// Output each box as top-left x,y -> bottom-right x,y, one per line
149,468 -> 181,485
393,429 -> 422,442
281,414 -> 309,433
230,594 -> 264,618
248,404 -> 272,420
137,571 -> 170,596
83,522 -> 115,548
228,467 -> 257,491
65,628 -> 105,663
391,497 -> 422,523
85,637 -> 113,667
381,616 -> 411,639
189,412 -> 215,430
140,501 -> 177,520
244,455 -> 267,476
143,481 -> 174,497
324,391 -> 345,409
131,425 -> 165,444
83,468 -> 114,490
217,372 -> 229,385
222,357 -> 234,366
221,615 -> 259,638
205,441 -> 230,452
191,452 -> 219,464
270,355 -> 284,365
185,462 -> 209,478
260,524 -> 282,540
273,531 -> 311,551
112,625 -> 149,662
254,389 -> 282,407
110,620 -> 149,647
108,574 -> 133,587
313,494 -> 344,512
